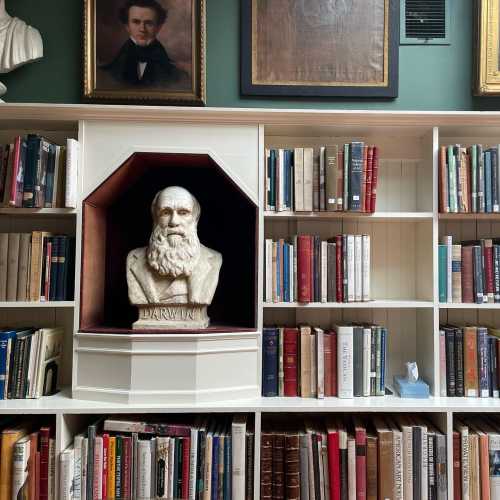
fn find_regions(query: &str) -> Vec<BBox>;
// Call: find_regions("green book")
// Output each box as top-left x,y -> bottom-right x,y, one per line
115,436 -> 122,498
438,245 -> 448,303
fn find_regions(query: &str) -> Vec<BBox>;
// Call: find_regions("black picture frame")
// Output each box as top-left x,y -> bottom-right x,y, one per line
241,0 -> 399,98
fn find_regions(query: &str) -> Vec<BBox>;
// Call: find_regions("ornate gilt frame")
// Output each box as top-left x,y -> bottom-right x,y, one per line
83,0 -> 206,105
475,0 -> 500,95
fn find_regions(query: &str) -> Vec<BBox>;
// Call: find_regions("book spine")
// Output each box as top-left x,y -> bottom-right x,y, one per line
439,329 -> 447,396
65,139 -> 79,208
473,245 -> 484,303
370,146 -> 379,212
349,142 -> 363,211
260,433 -> 273,500
464,327 -> 479,397
325,145 -> 338,211
495,245 -> 500,302
262,328 -> 278,396
452,432 -> 461,500
283,328 -> 298,397
490,336 -> 499,397
455,328 -> 465,397
489,434 -> 500,499
439,145 -> 449,212
294,148 -> 304,211
8,136 -> 21,206
478,327 -> 490,397
336,235 -> 343,302
298,235 -> 312,303
353,326 -> 363,397
337,327 -> 353,398
485,240 -> 495,301
451,244 -> 462,302
285,434 -> 300,500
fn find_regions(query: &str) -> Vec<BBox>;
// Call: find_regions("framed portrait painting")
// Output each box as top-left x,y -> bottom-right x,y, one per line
84,0 -> 205,105
241,0 -> 399,98
475,0 -> 500,95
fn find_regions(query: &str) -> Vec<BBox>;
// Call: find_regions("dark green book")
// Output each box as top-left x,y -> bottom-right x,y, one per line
115,436 -> 122,498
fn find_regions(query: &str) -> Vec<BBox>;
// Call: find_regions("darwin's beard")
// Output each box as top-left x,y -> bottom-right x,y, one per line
147,223 -> 201,278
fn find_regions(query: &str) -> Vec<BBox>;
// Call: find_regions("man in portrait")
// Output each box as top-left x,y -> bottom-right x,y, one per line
126,186 -> 222,307
102,0 -> 190,88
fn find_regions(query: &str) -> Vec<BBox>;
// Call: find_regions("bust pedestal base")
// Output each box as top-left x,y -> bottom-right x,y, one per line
133,304 -> 209,329
72,330 -> 260,404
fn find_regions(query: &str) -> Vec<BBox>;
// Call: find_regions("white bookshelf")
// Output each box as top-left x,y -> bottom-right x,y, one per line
3,104 -> 500,498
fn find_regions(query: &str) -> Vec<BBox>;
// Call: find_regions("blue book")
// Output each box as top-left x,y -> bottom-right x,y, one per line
478,327 -> 490,397
485,150 -> 492,212
211,434 -> 219,500
283,243 -> 289,302
262,328 -> 278,396
380,327 -> 387,395
223,434 -> 231,500
0,330 -> 16,400
438,245 -> 447,303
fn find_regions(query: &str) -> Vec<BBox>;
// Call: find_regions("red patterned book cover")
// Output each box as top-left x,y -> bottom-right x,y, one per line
283,328 -> 299,397
297,235 -> 312,303
39,427 -> 50,500
370,146 -> 379,213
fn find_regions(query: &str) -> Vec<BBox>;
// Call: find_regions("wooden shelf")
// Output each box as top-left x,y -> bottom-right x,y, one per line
264,211 -> 433,221
438,212 -> 500,220
440,302 -> 500,309
0,208 -> 76,216
0,301 -> 75,308
263,300 -> 434,309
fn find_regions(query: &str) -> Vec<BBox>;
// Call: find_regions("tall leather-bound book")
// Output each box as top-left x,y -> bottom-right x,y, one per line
298,235 -> 312,303
260,432 -> 273,500
262,328 -> 278,397
366,434 -> 378,500
272,433 -> 285,499
464,326 -> 479,397
461,246 -> 474,303
285,433 -> 300,500
283,328 -> 299,397
373,416 -> 393,500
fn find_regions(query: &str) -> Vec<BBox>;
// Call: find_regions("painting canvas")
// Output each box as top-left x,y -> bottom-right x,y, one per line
84,0 -> 205,104
241,0 -> 399,98
475,0 -> 500,95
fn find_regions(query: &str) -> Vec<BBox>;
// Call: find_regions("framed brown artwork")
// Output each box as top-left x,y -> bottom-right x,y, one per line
83,0 -> 205,105
241,0 -> 399,98
475,0 -> 500,95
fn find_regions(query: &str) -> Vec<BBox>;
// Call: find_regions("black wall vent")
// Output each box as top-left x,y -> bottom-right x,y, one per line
400,0 -> 450,45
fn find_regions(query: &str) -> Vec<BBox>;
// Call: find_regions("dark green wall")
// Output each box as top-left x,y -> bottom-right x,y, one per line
2,0 -> 497,110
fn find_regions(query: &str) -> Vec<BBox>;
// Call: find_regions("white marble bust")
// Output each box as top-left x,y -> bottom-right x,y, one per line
126,186 -> 222,329
0,0 -> 43,74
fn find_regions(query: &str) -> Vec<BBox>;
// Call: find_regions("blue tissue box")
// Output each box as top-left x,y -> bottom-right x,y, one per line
393,375 -> 429,398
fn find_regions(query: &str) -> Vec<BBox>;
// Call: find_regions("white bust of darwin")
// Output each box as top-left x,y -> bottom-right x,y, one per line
126,186 -> 222,308
0,0 -> 43,74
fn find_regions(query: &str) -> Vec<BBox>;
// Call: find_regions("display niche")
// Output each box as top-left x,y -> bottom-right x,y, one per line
80,152 -> 258,333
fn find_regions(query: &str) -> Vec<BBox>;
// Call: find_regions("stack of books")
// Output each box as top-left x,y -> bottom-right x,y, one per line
0,232 -> 75,302
265,143 -> 379,213
440,325 -> 500,398
264,234 -> 370,303
262,325 -> 387,399
439,235 -> 500,303
0,326 -> 63,400
453,415 -> 500,498
2,421 -> 56,499
439,144 -> 500,213
0,135 -> 79,209
59,415 -> 255,500
260,414 -> 447,500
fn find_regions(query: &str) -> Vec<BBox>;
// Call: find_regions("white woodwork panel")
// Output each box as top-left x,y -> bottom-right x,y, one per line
81,120 -> 259,204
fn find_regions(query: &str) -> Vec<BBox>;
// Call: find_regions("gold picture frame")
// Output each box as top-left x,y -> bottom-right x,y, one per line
83,0 -> 206,105
475,0 -> 500,95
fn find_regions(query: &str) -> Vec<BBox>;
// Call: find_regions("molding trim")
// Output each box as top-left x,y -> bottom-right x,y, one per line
75,346 -> 259,356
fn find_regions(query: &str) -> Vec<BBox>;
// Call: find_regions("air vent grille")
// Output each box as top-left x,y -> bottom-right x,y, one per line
400,0 -> 450,45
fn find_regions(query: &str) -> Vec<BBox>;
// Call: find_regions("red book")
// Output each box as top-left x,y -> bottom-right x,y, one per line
102,433 -> 109,499
354,419 -> 367,500
39,427 -> 50,500
335,235 -> 343,302
326,422 -> 340,500
484,241 -> 494,298
365,146 -> 373,213
297,235 -> 312,303
461,246 -> 474,303
121,436 -> 131,500
8,136 -> 20,207
181,437 -> 191,499
361,145 -> 368,213
309,236 -> 314,301
283,328 -> 299,396
453,431 -> 461,500
324,333 -> 333,396
35,451 -> 40,500
370,146 -> 379,213
328,329 -> 338,397
28,432 -> 38,500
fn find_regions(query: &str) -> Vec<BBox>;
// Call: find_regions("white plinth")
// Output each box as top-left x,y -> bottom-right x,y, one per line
73,331 -> 260,404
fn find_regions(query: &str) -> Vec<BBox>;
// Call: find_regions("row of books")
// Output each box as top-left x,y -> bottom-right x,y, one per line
1,420 -> 56,500
439,235 -> 500,304
60,415 -> 254,500
0,135 -> 79,209
440,325 -> 500,398
0,326 -> 63,400
265,143 -> 379,213
260,414 -> 447,500
0,232 -> 75,302
453,415 -> 500,499
264,234 -> 371,303
262,325 -> 387,399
